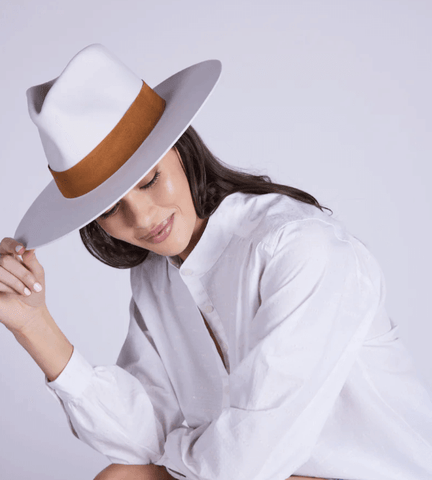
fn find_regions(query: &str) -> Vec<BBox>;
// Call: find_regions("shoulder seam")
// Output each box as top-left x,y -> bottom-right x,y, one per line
260,217 -> 342,253
264,217 -> 362,279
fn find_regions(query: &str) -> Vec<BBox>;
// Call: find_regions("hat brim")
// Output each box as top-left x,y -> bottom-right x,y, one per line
14,59 -> 222,250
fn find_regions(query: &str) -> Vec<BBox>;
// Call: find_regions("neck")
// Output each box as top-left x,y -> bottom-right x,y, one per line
178,217 -> 208,262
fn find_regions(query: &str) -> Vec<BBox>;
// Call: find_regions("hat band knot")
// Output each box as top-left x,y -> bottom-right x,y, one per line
48,80 -> 166,199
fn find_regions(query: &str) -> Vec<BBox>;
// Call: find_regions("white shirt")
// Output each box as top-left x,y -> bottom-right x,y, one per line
45,192 -> 432,480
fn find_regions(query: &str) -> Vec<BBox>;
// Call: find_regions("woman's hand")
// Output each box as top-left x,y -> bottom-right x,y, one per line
0,237 -> 47,334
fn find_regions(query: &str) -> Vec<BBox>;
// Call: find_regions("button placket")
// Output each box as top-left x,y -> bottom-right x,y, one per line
180,270 -> 231,375
199,306 -> 230,375
202,305 -> 214,314
181,268 -> 194,276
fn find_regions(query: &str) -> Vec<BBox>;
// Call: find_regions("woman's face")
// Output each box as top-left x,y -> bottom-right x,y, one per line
96,148 -> 207,261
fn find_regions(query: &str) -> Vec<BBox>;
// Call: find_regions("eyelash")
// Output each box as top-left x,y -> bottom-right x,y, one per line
100,171 -> 161,219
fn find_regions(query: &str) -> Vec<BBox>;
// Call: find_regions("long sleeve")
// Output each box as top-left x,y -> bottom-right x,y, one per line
45,296 -> 185,465
155,220 -> 383,480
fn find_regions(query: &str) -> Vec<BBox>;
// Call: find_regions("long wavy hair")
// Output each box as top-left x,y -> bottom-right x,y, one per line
79,126 -> 333,269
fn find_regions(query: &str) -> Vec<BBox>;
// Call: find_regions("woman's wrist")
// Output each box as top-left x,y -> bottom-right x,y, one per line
12,306 -> 74,382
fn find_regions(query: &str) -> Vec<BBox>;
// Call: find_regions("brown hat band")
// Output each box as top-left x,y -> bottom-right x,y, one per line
48,80 -> 166,199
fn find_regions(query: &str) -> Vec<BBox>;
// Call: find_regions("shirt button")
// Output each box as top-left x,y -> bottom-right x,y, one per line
182,268 -> 193,276
202,305 -> 214,313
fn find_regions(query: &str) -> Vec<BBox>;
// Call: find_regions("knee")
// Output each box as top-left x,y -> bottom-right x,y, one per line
93,463 -> 173,480
93,464 -> 123,480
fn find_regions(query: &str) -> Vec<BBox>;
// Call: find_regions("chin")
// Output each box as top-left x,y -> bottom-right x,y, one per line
150,238 -> 189,258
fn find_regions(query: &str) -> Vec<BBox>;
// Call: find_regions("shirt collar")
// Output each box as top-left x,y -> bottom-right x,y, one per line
167,192 -> 249,276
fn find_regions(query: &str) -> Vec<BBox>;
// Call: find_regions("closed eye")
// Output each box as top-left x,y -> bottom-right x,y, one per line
99,171 -> 161,219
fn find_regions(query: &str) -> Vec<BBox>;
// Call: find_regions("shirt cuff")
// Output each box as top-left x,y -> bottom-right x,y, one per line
45,347 -> 94,402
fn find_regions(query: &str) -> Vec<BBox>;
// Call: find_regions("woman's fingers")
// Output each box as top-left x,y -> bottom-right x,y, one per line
0,253 -> 40,296
0,238 -> 43,296
0,238 -> 47,332
0,255 -> 41,296
0,237 -> 24,256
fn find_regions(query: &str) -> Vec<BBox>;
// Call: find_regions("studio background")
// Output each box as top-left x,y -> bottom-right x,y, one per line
0,1 -> 431,479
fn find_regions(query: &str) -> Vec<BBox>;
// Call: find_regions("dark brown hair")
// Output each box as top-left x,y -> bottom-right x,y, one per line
79,126 -> 333,269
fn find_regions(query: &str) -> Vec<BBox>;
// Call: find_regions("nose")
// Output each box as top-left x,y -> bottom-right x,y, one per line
120,190 -> 158,233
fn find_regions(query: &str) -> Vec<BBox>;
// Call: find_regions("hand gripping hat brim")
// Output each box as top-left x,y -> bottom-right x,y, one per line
14,44 -> 222,250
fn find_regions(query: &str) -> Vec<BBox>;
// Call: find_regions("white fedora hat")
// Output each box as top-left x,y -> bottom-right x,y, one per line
14,43 -> 222,250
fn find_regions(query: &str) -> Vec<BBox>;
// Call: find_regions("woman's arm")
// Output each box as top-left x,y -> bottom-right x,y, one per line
42,296 -> 186,465
0,237 -> 74,381
12,305 -> 74,382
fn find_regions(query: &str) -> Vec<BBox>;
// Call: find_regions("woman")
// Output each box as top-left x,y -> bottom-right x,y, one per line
1,44 -> 431,480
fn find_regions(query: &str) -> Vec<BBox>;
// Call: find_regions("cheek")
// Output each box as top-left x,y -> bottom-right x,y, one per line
160,173 -> 191,206
97,220 -> 116,238
163,177 -> 176,197
96,220 -> 106,231
96,216 -> 127,240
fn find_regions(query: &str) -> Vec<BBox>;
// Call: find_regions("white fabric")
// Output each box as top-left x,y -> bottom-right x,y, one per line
45,192 -> 432,480
27,44 -> 143,171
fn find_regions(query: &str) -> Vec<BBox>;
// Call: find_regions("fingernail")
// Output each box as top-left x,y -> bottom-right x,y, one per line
15,245 -> 23,253
34,283 -> 42,292
24,287 -> 31,296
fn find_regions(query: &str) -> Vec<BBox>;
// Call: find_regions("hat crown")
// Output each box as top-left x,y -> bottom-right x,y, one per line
26,43 -> 143,172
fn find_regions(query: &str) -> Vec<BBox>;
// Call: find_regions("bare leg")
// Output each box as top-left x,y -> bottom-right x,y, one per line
93,464 -> 327,480
93,464 -> 176,480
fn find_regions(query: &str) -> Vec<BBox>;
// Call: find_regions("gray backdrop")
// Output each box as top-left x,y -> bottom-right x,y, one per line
0,1 -> 431,479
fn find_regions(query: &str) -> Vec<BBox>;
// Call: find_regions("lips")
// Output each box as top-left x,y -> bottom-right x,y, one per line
145,214 -> 174,240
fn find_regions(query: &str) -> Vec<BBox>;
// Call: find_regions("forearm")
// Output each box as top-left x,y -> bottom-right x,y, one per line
11,306 -> 74,382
